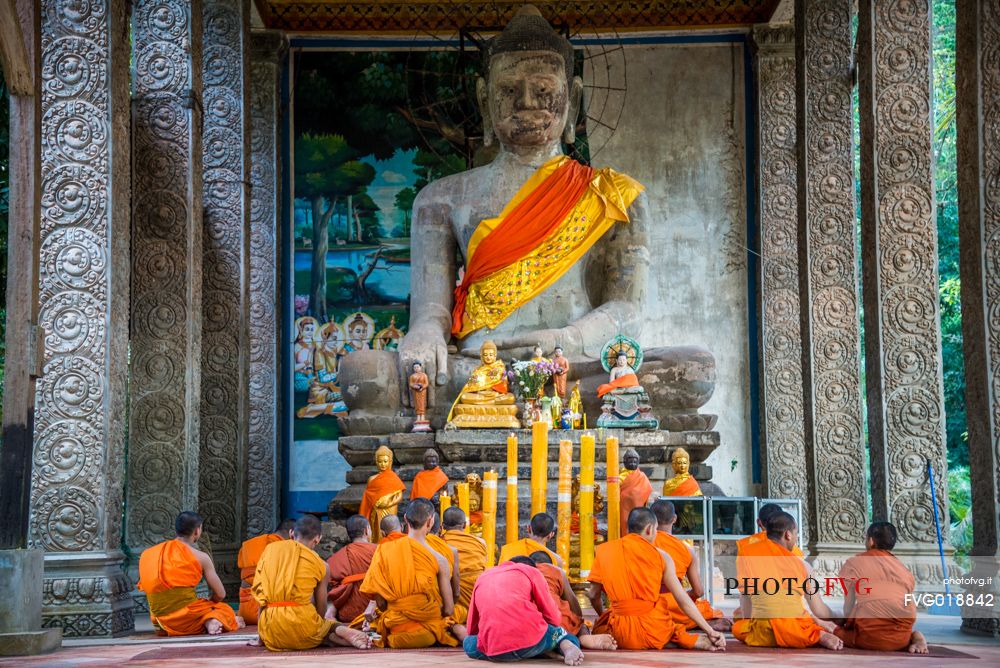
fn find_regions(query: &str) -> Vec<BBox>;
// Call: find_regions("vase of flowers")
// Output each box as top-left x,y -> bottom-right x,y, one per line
510,359 -> 560,425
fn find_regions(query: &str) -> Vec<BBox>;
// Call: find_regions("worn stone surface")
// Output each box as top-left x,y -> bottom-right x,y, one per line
858,0 -> 948,544
31,0 -> 134,636
0,550 -> 45,633
0,629 -> 62,657
795,0 -> 868,548
126,0 -> 204,562
247,29 -> 285,538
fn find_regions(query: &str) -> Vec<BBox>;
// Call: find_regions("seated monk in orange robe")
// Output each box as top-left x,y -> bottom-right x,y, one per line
428,513 -> 462,618
498,512 -> 563,568
411,449 -> 449,501
588,508 -> 726,652
619,449 -> 653,532
650,500 -> 729,632
442,508 -> 488,624
732,511 -> 842,650
529,551 -> 618,651
137,511 -> 243,636
326,515 -> 377,624
379,514 -> 405,544
237,518 -> 295,624
252,515 -> 371,651
359,498 -> 467,648
834,522 -> 927,654
736,502 -> 805,558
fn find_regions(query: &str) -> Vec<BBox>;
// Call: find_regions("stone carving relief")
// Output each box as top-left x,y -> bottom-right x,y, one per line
860,0 -> 947,545
754,26 -> 810,543
798,0 -> 868,544
127,0 -> 203,549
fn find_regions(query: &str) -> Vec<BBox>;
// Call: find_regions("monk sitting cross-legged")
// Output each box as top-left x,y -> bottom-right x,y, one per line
251,515 -> 371,651
737,503 -> 805,558
464,556 -> 585,665
138,511 -> 244,636
588,507 -> 726,652
428,513 -> 462,617
732,511 -> 843,650
834,522 -> 927,654
359,498 -> 468,648
650,500 -> 730,632
442,507 -> 487,624
237,518 -> 295,624
531,551 -> 617,651
379,514 -> 405,544
499,512 -> 563,569
325,515 -> 377,625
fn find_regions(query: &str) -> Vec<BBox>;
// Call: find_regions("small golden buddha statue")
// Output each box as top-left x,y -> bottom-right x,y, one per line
661,447 -> 702,496
465,473 -> 484,535
359,445 -> 406,542
448,340 -> 520,428
568,380 -> 583,429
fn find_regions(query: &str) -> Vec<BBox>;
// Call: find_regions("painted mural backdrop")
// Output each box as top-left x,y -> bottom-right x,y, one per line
290,50 -> 475,509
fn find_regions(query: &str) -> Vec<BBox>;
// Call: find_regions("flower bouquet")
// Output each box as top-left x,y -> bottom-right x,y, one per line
509,359 -> 560,400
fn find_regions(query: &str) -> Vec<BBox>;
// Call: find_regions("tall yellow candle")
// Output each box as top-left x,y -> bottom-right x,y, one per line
579,432 -> 596,576
555,439 -> 573,569
440,491 -> 451,522
483,470 -> 498,567
456,482 -> 470,533
531,421 -> 550,516
606,435 -> 621,541
506,433 -> 519,544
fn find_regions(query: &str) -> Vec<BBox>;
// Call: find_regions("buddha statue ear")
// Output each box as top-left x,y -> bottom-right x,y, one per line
563,75 -> 584,145
477,76 -> 494,147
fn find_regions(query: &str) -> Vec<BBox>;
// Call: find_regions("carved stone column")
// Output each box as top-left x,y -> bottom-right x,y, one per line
795,0 -> 869,562
30,0 -> 134,636
247,30 -> 287,536
858,0 -> 948,557
752,25 -> 810,541
198,0 -> 250,593
126,0 -> 203,559
956,0 -> 1000,636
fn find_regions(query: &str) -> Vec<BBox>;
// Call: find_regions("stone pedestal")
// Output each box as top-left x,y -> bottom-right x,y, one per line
0,550 -> 61,656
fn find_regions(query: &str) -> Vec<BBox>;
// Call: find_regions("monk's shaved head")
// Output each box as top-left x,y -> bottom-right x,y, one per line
404,498 -> 435,530
295,514 -> 322,540
765,511 -> 797,540
530,512 -> 556,538
758,503 -> 783,523
509,555 -> 537,568
442,507 -> 467,531
529,550 -> 553,565
650,499 -> 676,526
346,514 -> 370,541
627,507 -> 657,535
175,511 -> 203,537
380,513 -> 401,536
275,518 -> 296,534
866,521 -> 898,551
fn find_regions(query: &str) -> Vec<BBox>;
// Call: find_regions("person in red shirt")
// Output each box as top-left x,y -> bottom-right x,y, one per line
463,556 -> 584,665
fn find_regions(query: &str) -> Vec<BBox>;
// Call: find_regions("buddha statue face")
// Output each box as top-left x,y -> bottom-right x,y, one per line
481,343 -> 498,365
423,449 -> 439,470
623,449 -> 639,471
533,345 -> 544,358
616,353 -> 628,368
553,346 -> 563,358
375,447 -> 393,472
413,362 -> 423,375
673,451 -> 690,476
469,495 -> 481,513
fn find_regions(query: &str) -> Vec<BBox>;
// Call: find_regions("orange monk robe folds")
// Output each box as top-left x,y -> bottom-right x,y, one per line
732,538 -> 823,648
590,534 -> 699,649
597,373 -> 640,398
253,540 -> 334,651
654,531 -> 722,628
380,531 -> 406,545
498,538 -> 558,566
619,470 -> 653,533
359,469 -> 406,526
443,530 -> 488,623
138,539 -> 239,636
737,530 -> 804,558
426,534 -> 456,576
538,562 -> 584,635
410,467 -> 449,500
665,476 -> 701,497
327,542 -> 378,624
359,538 -> 459,649
237,533 -> 285,624
835,549 -> 917,651
452,155 -> 643,338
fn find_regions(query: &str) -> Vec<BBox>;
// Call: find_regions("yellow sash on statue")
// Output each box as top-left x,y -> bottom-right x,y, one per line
454,156 -> 644,339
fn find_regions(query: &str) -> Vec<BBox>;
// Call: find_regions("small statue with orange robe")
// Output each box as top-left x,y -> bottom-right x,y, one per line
661,447 -> 702,497
359,446 -> 405,542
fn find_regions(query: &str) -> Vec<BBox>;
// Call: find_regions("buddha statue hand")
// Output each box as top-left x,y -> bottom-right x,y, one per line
398,317 -> 451,406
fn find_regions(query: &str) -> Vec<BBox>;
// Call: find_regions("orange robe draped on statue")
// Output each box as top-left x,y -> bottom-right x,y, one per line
663,475 -> 701,497
597,373 -> 640,398
237,533 -> 285,623
834,548 -> 917,651
590,534 -> 699,649
253,540 -> 334,651
359,537 -> 458,649
138,539 -> 239,636
654,531 -> 723,628
359,470 -> 406,526
619,469 -> 653,533
410,467 -> 449,500
443,530 -> 487,624
732,537 -> 823,648
327,542 -> 377,624
538,562 -> 584,635
498,538 -> 558,566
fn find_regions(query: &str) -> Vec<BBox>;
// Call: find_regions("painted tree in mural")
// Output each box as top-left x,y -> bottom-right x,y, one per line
392,187 -> 416,237
295,132 -> 376,320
